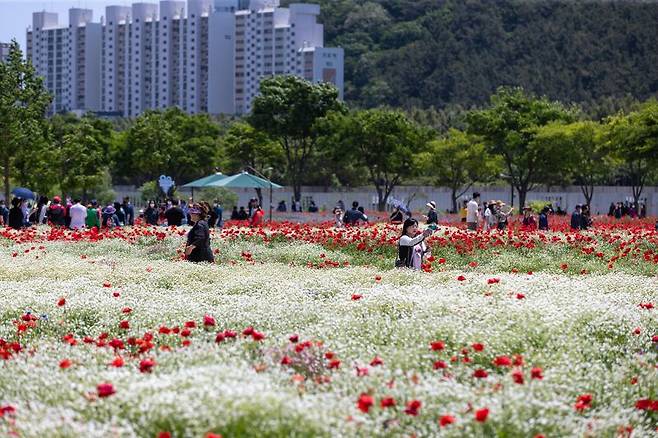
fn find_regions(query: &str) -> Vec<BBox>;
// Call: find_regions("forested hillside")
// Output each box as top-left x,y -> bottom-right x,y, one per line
283,0 -> 658,112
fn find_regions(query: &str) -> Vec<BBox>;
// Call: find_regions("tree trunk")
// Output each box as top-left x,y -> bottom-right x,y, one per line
3,156 -> 10,202
580,185 -> 593,210
510,183 -> 514,208
517,186 -> 528,214
255,188 -> 263,207
376,186 -> 385,212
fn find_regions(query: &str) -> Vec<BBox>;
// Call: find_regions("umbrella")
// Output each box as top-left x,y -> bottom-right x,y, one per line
207,172 -> 283,189
11,187 -> 35,200
208,171 -> 283,222
181,173 -> 227,188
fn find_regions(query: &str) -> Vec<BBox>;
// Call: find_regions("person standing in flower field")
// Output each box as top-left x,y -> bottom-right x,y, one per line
571,205 -> 582,230
86,200 -> 101,230
69,199 -> 87,230
185,203 -> 214,263
396,218 -> 433,269
466,192 -> 480,231
47,196 -> 66,227
424,201 -> 438,225
538,206 -> 550,231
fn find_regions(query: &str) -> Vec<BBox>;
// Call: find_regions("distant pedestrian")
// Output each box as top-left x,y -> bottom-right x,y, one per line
0,200 -> 8,226
122,197 -> 135,226
251,205 -> 265,227
86,201 -> 101,229
389,206 -> 404,224
144,201 -> 159,226
424,201 -> 438,225
102,204 -> 119,228
570,205 -> 582,230
466,192 -> 480,231
213,200 -> 223,228
69,199 -> 87,230
538,206 -> 550,231
343,201 -> 368,225
47,196 -> 67,227
8,198 -> 24,230
165,200 -> 185,226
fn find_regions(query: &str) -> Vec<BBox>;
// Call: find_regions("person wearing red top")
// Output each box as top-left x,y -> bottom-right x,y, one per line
250,206 -> 265,227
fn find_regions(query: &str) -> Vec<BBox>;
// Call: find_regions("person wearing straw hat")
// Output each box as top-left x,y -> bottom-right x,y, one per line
496,200 -> 514,230
185,203 -> 214,263
424,201 -> 438,226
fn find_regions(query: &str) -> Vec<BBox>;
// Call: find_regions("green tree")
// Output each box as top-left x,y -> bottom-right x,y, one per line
114,108 -> 221,186
220,121 -> 285,206
466,87 -> 575,209
0,40 -> 51,200
533,121 -> 612,209
331,108 -> 430,211
420,129 -> 502,213
606,101 -> 658,207
249,76 -> 346,202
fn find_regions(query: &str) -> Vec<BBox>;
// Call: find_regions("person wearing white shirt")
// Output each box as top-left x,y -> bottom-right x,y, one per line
466,192 -> 480,231
69,199 -> 87,230
396,218 -> 433,269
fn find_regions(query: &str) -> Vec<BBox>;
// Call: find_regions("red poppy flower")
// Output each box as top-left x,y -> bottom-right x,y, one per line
281,355 -> 292,365
205,434 -> 222,438
439,415 -> 456,427
59,358 -> 72,369
433,360 -> 447,370
97,382 -> 116,398
370,356 -> 383,367
119,320 -> 130,330
328,359 -> 341,369
430,341 -> 445,351
357,393 -> 374,413
457,275 -> 466,281
473,369 -> 488,379
122,307 -> 132,314
493,356 -> 512,367
472,343 -> 484,352
512,369 -> 524,384
404,399 -> 421,416
475,407 -> 489,422
289,334 -> 299,343
530,367 -> 544,380
110,356 -> 124,367
635,399 -> 652,410
375,275 -> 382,282
158,433 -> 171,438
242,326 -> 254,336
184,321 -> 197,328
203,315 -> 216,327
251,331 -> 265,341
516,293 -> 525,300
574,394 -> 593,412
57,297 -> 66,307
380,397 -> 396,408
139,358 -> 156,373
351,294 -> 363,301
112,292 -> 120,298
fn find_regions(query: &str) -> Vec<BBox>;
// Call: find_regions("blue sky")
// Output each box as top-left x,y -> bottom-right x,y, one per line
0,0 -> 133,52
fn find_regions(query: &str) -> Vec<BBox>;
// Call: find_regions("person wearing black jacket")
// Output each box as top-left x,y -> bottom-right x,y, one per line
185,203 -> 214,263
570,205 -> 582,230
425,201 -> 438,225
165,200 -> 185,226
8,198 -> 24,230
144,201 -> 159,226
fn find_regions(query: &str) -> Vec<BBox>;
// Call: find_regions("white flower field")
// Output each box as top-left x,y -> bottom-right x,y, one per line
0,223 -> 657,437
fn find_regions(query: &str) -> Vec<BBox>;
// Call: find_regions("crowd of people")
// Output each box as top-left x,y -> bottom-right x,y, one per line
608,201 -> 647,219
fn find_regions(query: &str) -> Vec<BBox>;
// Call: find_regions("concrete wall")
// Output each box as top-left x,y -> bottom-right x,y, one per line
113,184 -> 658,215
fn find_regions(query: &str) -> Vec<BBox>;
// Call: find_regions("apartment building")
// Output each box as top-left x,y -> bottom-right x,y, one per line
26,9 -> 102,114
0,42 -> 11,62
26,0 -> 343,116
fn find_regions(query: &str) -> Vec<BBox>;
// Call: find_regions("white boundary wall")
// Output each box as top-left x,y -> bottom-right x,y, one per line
115,184 -> 658,215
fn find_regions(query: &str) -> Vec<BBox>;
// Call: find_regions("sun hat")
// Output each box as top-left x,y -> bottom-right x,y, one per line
103,205 -> 116,215
188,207 -> 201,214
53,196 -> 61,203
426,201 -> 436,210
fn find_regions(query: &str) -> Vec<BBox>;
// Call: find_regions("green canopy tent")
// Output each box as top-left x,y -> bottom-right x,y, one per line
181,172 -> 227,198
208,171 -> 283,222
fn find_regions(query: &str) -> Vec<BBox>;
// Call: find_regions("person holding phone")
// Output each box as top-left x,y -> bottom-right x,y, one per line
396,218 -> 433,270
